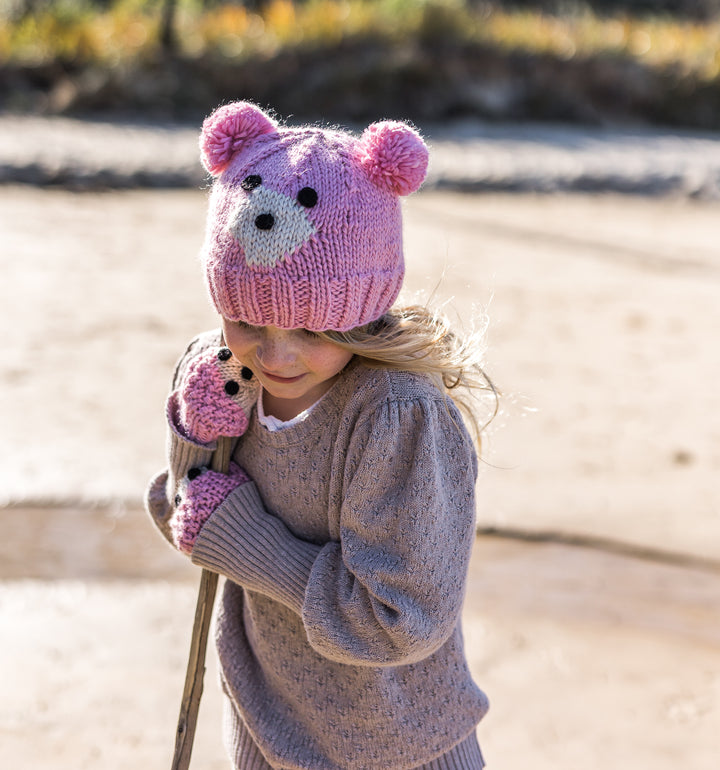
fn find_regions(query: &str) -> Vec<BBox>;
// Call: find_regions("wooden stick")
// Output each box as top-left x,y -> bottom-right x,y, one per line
170,435 -> 233,770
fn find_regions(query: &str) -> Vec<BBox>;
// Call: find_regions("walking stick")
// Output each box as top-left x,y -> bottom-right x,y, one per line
170,435 -> 233,770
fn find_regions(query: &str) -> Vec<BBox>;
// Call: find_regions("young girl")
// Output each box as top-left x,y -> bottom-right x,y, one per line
146,101 -> 494,770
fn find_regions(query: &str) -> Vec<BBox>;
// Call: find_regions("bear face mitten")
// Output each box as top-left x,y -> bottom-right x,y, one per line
170,462 -> 251,555
172,346 -> 259,445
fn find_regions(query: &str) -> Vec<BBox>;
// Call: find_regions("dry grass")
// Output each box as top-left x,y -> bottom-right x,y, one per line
1,0 -> 719,82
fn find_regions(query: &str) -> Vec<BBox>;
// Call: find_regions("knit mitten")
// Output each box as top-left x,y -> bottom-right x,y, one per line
173,347 -> 258,444
170,462 -> 251,554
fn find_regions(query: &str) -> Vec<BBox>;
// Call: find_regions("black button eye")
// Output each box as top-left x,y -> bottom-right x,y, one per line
255,213 -> 275,230
297,187 -> 318,208
241,175 -> 262,191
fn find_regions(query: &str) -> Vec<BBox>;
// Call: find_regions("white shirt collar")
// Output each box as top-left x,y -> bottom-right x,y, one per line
256,391 -> 318,432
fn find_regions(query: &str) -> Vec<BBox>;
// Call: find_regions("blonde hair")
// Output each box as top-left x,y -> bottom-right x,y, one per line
318,304 -> 498,446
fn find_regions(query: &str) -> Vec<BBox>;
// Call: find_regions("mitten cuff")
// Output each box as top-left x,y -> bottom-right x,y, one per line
166,392 -> 218,480
167,391 -> 218,449
191,482 -> 322,614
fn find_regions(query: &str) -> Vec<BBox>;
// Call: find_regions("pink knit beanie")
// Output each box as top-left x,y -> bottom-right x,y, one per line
199,101 -> 429,332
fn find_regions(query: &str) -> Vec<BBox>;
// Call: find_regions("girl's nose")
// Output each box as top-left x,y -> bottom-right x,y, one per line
256,331 -> 296,369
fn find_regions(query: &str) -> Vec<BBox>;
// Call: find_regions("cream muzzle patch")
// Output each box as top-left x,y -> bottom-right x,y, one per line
229,186 -> 317,269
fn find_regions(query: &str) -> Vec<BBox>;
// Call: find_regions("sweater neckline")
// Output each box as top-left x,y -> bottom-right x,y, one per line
256,389 -> 320,431
247,358 -> 362,447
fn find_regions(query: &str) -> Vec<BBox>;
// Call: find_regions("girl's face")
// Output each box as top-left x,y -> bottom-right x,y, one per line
221,319 -> 353,421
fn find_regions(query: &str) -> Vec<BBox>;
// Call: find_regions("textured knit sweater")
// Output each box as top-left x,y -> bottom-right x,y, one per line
145,330 -> 489,770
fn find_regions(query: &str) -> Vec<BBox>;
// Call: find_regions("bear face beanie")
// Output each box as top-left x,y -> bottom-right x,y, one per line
199,101 -> 429,332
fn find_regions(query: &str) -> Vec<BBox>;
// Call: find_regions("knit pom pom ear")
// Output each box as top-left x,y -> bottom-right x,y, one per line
200,101 -> 278,175
356,121 -> 429,196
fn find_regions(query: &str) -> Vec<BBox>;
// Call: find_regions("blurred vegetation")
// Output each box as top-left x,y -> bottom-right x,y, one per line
1,0 -> 720,127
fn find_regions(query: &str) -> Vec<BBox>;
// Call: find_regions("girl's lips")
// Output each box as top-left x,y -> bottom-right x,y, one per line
261,371 -> 306,384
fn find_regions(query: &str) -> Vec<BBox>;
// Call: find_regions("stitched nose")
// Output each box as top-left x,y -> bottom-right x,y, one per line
255,213 -> 275,231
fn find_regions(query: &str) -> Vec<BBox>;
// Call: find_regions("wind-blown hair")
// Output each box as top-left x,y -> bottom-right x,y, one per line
318,305 -> 498,445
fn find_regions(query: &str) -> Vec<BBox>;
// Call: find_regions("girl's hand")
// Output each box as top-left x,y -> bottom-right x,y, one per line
174,347 -> 258,444
170,462 -> 251,554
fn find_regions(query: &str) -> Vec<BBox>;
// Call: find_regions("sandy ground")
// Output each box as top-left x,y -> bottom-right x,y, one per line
1,184 -> 720,768
2,541 -> 719,769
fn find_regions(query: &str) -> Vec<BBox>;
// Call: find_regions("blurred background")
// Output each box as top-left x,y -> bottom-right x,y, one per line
2,0 -> 720,126
1,1 -> 719,768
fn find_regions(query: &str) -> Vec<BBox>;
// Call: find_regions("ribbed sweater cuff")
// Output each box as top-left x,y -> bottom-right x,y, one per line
423,730 -> 485,769
191,483 -> 321,614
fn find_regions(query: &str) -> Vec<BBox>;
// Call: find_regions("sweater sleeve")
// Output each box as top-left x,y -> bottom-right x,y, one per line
190,481 -> 323,610
301,397 -> 479,666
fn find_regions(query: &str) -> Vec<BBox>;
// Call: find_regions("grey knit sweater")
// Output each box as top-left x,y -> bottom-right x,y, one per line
145,331 -> 489,770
